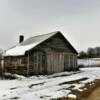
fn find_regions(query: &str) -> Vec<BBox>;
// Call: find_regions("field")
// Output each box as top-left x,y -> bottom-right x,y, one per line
78,58 -> 100,67
0,67 -> 100,100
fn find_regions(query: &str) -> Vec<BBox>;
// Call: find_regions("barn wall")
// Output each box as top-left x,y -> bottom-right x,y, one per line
4,56 -> 28,75
47,52 -> 64,74
4,51 -> 77,75
4,50 -> 47,76
32,33 -> 78,74
46,52 -> 77,74
29,51 -> 47,75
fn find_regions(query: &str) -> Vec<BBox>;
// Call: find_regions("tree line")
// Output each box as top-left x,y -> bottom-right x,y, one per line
78,47 -> 100,59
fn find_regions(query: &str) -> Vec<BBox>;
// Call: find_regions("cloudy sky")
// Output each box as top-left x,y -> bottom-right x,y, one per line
0,0 -> 100,51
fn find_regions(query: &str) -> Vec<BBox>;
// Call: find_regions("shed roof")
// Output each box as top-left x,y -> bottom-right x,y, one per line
4,31 -> 78,56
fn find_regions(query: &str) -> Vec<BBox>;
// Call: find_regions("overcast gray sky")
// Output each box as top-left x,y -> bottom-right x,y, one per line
0,0 -> 100,51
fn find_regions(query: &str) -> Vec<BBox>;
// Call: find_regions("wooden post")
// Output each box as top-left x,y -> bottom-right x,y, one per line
27,51 -> 29,76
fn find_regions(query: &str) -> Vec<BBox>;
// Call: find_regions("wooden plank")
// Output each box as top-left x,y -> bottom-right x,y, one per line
27,52 -> 30,76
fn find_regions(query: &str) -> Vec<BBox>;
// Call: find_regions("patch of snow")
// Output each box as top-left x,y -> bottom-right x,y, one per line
68,94 -> 77,99
78,89 -> 83,92
78,58 -> 100,66
72,84 -> 85,91
4,73 -> 25,79
0,67 -> 100,100
83,88 -> 87,90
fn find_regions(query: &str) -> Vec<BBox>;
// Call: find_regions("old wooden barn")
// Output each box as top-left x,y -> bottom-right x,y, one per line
3,31 -> 78,76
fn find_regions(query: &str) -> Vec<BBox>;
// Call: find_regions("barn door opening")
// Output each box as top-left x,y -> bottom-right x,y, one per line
33,51 -> 46,74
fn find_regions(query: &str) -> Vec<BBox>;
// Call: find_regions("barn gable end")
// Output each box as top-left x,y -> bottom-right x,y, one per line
33,32 -> 77,54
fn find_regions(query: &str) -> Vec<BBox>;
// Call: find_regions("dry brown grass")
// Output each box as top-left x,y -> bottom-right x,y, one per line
59,78 -> 88,85
57,79 -> 100,100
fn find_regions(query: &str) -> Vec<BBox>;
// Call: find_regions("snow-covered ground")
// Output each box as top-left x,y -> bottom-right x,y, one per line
78,58 -> 100,66
0,67 -> 100,100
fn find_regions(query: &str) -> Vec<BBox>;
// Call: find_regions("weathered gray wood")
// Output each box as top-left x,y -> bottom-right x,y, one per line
27,52 -> 29,76
4,33 -> 78,75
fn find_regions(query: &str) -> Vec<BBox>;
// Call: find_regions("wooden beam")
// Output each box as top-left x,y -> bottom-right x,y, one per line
27,51 -> 30,76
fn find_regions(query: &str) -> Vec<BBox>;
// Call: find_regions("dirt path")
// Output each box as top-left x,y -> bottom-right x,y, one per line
81,86 -> 100,100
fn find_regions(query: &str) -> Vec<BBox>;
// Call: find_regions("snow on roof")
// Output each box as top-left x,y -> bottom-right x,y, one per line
4,43 -> 39,56
4,31 -> 58,56
4,31 -> 78,56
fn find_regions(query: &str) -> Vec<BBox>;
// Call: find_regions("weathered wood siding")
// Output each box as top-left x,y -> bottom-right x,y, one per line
33,33 -> 78,73
46,52 -> 77,74
47,52 -> 64,74
4,56 -> 28,75
4,50 -> 47,75
29,51 -> 46,75
4,32 -> 78,75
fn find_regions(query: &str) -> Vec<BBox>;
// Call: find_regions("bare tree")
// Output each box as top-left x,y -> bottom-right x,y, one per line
87,48 -> 95,58
78,51 -> 87,59
94,47 -> 100,57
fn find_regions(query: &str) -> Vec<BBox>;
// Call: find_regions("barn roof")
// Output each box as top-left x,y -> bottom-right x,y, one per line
4,31 -> 78,56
